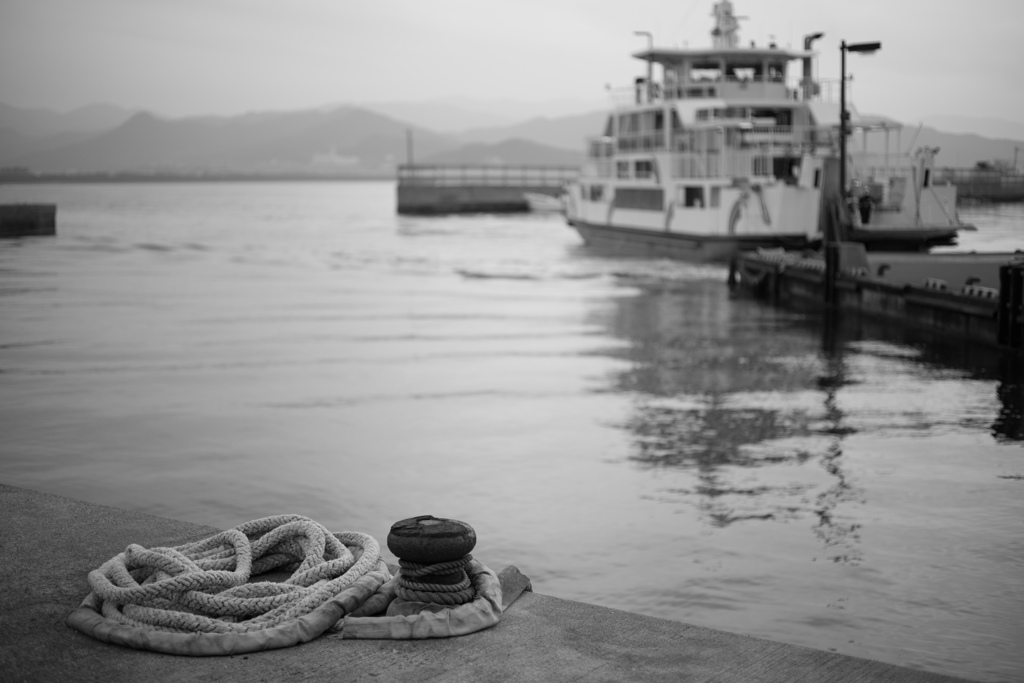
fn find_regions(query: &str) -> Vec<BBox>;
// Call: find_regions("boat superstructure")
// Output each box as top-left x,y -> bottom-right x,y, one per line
565,1 -> 966,263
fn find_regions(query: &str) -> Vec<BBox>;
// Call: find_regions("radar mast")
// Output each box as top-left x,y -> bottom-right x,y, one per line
710,1 -> 747,48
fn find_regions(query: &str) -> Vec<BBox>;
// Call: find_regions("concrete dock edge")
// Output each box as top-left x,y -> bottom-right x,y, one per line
0,483 -> 976,682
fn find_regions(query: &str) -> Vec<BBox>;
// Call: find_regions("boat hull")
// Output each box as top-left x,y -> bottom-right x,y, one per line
568,219 -> 810,264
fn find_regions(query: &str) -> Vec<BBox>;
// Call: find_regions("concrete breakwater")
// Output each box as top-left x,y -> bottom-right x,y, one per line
0,203 -> 56,237
0,483 -> 974,682
933,169 -> 1024,203
397,164 -> 577,214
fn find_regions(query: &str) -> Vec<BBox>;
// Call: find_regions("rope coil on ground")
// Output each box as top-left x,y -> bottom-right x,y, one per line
85,515 -> 386,635
66,515 -> 397,653
66,515 -> 505,653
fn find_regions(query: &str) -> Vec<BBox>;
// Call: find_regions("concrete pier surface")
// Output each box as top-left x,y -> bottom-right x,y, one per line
0,483 -> 975,682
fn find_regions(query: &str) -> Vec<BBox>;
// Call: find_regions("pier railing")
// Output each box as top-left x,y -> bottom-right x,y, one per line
932,168 -> 1024,202
397,165 -> 579,188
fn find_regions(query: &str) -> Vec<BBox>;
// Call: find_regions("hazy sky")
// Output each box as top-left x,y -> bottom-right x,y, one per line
3,0 -> 1022,124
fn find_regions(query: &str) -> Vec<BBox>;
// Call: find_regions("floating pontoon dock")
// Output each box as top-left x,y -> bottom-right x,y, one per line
735,245 -> 1024,350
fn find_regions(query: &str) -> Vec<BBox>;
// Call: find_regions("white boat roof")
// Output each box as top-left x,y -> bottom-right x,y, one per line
634,47 -> 813,66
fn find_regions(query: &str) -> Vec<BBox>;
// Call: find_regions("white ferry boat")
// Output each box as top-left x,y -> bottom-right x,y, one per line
565,1 -> 967,263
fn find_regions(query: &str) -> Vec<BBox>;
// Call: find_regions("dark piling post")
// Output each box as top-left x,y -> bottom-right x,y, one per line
998,263 -> 1024,350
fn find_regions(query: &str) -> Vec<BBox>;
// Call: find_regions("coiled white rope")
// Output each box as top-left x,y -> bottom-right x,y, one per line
67,515 -> 393,654
67,514 -> 504,654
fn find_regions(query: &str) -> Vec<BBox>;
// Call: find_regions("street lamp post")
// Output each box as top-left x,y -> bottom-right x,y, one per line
829,39 -> 880,308
838,40 -> 881,204
634,31 -> 653,102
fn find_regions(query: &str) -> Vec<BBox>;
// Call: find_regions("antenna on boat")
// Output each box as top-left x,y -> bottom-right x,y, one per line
711,1 -> 746,48
905,123 -> 923,154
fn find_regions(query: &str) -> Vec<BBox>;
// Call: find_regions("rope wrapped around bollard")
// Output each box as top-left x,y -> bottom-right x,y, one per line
342,515 -> 503,639
66,514 -> 503,654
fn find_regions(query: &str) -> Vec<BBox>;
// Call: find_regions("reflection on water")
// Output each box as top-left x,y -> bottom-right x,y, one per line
602,283 -> 870,561
591,270 -> 1023,682
834,310 -> 1024,443
994,367 -> 1024,441
814,319 -> 860,565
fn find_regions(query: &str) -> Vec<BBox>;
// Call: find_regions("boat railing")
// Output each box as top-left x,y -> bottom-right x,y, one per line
670,150 -> 774,179
397,165 -> 579,187
728,124 -> 839,149
585,125 -> 834,161
847,153 -> 927,182
807,78 -> 849,104
616,133 -> 667,153
607,73 -> 854,107
607,80 -> 811,107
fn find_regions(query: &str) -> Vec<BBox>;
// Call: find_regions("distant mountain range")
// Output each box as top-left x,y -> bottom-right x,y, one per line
1,100 -> 1020,177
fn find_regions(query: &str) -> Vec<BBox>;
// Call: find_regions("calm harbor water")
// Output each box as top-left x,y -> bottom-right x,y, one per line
1,182 -> 1022,682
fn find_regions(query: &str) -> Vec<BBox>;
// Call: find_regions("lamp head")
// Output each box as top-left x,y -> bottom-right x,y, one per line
847,41 -> 881,54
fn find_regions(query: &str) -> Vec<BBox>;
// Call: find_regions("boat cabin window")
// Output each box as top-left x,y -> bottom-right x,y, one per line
773,156 -> 801,182
678,186 -> 705,208
750,108 -> 792,125
727,65 -> 760,82
616,161 -> 630,179
588,137 -> 615,158
923,169 -> 931,187
587,185 -> 604,201
635,160 -> 654,179
614,188 -> 664,211
814,169 -> 822,188
689,66 -> 722,83
695,107 -> 793,125
616,109 -> 666,152
767,63 -> 786,82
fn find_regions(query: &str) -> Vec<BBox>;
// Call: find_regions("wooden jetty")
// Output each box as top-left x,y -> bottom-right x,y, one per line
0,203 -> 56,237
735,245 -> 1024,351
396,164 -> 578,215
